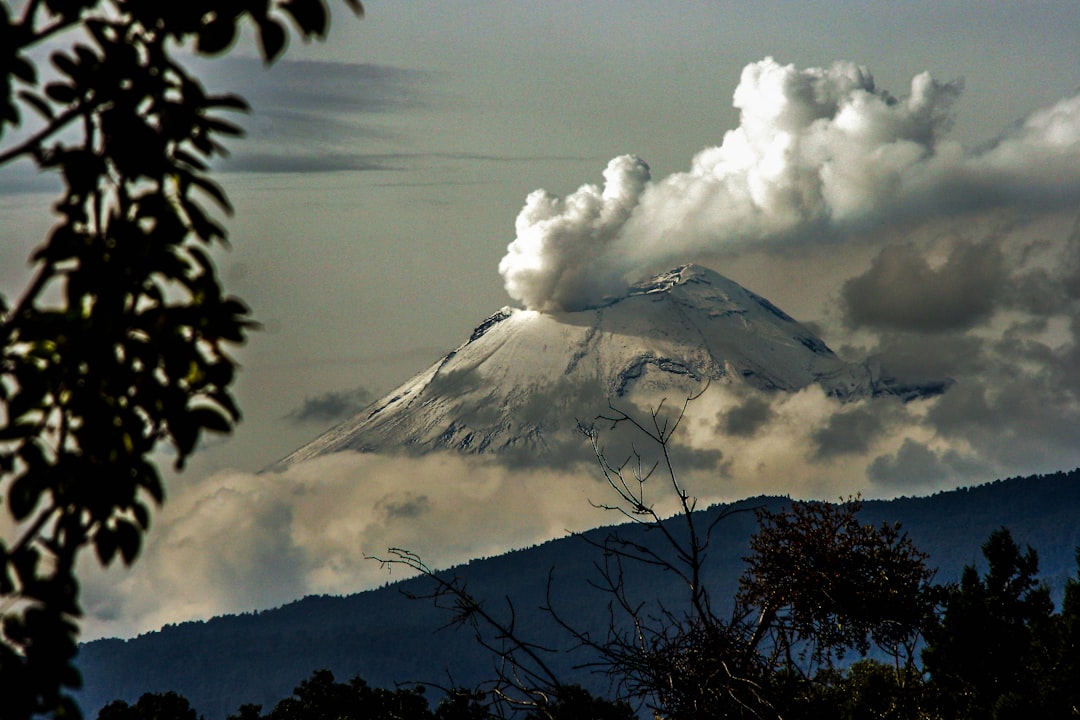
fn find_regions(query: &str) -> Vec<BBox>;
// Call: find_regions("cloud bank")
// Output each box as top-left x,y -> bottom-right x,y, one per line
80,453 -> 606,640
80,58 -> 1080,643
82,283 -> 1080,641
499,57 -> 1080,312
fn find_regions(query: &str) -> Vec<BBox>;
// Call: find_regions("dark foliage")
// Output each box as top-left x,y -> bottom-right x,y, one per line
98,692 -> 199,720
520,685 -> 635,720
97,670 -> 637,720
923,528 -> 1080,719
223,669 -> 493,720
0,1 -> 361,718
740,498 -> 937,669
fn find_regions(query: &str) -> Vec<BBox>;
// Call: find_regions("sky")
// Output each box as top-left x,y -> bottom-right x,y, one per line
2,1 -> 1080,640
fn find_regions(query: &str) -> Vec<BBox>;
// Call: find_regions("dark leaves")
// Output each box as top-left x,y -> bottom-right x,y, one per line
16,90 -> 53,120
49,52 -> 79,80
282,0 -> 330,38
257,17 -> 288,63
190,405 -> 233,435
43,82 -> 77,105
93,526 -> 118,566
114,519 -> 141,565
740,498 -> 936,665
1,1 -> 364,717
10,56 -> 37,84
197,18 -> 238,56
206,93 -> 250,113
8,470 -> 44,522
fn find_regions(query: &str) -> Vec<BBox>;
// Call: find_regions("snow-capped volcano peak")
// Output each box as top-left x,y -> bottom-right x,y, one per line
628,263 -> 739,298
275,265 -> 946,466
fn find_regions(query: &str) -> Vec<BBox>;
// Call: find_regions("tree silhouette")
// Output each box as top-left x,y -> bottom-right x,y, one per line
739,498 -> 937,672
222,669 -> 491,720
377,401 -> 940,720
98,691 -> 199,720
0,2 -> 361,717
922,528 -> 1054,719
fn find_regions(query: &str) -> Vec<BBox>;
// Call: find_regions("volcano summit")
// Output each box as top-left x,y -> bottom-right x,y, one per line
277,265 -> 947,466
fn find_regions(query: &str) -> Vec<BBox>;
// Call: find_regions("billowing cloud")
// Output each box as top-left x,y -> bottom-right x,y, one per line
499,57 -> 1080,312
841,240 -> 1008,332
827,209 -> 1080,484
811,405 -> 892,460
79,453 -> 607,641
498,155 -> 652,312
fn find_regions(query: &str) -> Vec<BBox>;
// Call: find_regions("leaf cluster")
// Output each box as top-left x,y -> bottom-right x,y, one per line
98,691 -> 198,720
0,1 -> 362,718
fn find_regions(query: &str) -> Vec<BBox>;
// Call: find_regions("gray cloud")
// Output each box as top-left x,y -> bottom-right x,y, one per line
837,215 -> 1080,479
841,240 -> 1008,333
812,405 -> 890,460
202,58 -> 432,116
719,396 -> 775,438
196,57 -> 433,175
0,161 -> 61,196
868,439 -> 987,492
375,491 -> 431,520
922,340 -> 1080,473
286,387 -> 374,424
223,152 -> 397,174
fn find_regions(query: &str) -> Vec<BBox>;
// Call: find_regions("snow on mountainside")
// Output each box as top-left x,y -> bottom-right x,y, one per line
276,265 -> 947,466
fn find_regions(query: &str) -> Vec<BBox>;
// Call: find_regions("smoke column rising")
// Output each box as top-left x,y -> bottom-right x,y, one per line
499,57 -> 1080,312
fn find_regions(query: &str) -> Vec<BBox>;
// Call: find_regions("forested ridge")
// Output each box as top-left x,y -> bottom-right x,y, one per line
77,468 -> 1080,719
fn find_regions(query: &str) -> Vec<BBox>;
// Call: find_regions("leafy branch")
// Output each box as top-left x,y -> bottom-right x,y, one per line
0,1 -> 363,717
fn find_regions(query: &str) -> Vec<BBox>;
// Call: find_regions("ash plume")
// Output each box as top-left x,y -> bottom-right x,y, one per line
499,57 -> 1080,312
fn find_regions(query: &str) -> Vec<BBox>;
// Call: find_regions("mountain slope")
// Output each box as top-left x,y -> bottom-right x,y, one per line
278,265 -> 945,466
76,469 -> 1080,719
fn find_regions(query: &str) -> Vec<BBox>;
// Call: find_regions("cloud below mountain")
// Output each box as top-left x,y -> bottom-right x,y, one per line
81,306 -> 1080,642
80,452 -> 605,640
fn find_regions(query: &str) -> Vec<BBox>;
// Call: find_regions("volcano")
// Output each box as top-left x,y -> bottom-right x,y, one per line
276,265 -> 947,466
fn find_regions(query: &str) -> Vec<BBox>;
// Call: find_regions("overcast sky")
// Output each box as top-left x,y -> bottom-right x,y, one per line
3,1 -> 1079,640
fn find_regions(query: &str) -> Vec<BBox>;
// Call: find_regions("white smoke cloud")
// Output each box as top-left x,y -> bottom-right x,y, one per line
500,57 -> 1080,311
498,155 -> 651,312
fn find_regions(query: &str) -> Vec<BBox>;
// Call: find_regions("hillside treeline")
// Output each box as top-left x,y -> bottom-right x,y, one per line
76,469 -> 1080,719
96,516 -> 1080,719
